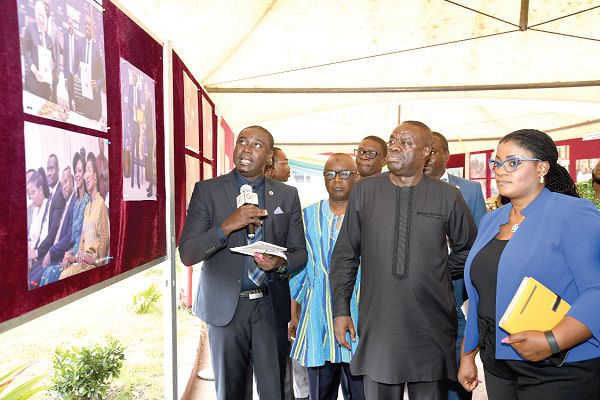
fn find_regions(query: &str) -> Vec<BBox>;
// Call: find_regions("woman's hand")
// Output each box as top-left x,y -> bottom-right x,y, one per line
502,331 -> 551,362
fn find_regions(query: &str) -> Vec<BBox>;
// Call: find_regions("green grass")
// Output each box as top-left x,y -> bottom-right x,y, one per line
0,264 -> 202,399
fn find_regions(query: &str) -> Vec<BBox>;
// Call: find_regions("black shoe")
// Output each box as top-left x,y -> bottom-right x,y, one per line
147,191 -> 153,197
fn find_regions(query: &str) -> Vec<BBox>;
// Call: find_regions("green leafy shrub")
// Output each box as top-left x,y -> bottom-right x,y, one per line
0,362 -> 47,400
51,336 -> 125,400
132,282 -> 162,314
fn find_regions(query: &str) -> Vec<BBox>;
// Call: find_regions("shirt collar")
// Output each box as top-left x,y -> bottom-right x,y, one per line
440,170 -> 450,182
233,168 -> 265,191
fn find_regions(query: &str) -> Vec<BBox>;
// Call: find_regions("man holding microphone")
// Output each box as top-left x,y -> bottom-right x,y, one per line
179,125 -> 307,400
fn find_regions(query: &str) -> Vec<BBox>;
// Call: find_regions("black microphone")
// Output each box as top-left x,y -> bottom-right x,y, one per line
236,184 -> 259,239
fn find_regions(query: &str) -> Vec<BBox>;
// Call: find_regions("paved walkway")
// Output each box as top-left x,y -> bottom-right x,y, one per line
180,335 -> 489,400
180,333 -> 216,400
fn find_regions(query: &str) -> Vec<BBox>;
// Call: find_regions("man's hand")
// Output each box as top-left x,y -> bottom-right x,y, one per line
289,300 -> 301,341
502,331 -> 552,362
334,316 -> 356,350
221,205 -> 268,237
254,252 -> 284,272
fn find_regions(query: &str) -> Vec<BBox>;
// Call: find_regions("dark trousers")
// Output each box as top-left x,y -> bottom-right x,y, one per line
363,374 -> 448,400
208,295 -> 288,400
483,357 -> 600,400
307,361 -> 365,400
449,278 -> 472,400
284,343 -> 295,400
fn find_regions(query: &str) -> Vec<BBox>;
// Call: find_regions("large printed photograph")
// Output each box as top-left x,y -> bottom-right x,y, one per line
25,122 -> 110,290
17,0 -> 107,131
120,58 -> 157,201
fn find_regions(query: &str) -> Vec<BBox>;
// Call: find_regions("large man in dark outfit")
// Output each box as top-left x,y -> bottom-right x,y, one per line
179,126 -> 307,400
331,121 -> 476,400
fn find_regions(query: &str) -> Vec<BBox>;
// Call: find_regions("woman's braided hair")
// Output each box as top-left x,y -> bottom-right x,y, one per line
499,129 -> 579,198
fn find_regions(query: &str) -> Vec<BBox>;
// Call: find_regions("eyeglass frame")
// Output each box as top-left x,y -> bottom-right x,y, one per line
323,169 -> 358,180
488,156 -> 542,174
354,148 -> 386,160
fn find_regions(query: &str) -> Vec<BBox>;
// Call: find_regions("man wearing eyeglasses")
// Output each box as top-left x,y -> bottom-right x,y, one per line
290,154 -> 364,400
424,131 -> 486,400
354,136 -> 388,178
271,147 -> 292,183
331,121 -> 477,400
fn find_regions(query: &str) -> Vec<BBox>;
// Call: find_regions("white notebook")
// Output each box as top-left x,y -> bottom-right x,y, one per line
230,241 -> 287,259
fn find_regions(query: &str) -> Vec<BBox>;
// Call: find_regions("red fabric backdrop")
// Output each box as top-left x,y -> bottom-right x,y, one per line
172,51 -> 200,244
0,2 -> 166,325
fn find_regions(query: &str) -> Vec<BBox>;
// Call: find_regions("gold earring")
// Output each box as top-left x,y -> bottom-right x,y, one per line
539,175 -> 544,184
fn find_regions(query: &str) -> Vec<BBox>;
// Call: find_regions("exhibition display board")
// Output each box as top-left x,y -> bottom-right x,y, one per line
0,0 -> 168,327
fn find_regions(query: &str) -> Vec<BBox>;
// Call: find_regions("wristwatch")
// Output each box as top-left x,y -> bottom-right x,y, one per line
274,261 -> 288,274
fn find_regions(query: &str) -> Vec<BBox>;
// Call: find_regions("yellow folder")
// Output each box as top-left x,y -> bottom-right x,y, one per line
499,276 -> 570,334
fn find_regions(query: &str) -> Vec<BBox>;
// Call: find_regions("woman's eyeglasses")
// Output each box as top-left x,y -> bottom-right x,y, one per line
323,170 -> 358,180
488,156 -> 542,174
354,149 -> 386,159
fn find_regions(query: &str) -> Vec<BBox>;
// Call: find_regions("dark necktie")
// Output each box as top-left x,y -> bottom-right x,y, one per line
246,224 -> 266,286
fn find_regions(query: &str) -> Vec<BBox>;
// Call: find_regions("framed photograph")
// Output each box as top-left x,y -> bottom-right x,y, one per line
183,71 -> 200,153
576,158 -> 599,182
185,155 -> 200,208
120,59 -> 157,201
557,145 -> 570,168
17,0 -> 107,131
201,95 -> 214,160
469,152 -> 487,179
472,179 -> 487,199
25,122 -> 110,290
490,176 -> 499,197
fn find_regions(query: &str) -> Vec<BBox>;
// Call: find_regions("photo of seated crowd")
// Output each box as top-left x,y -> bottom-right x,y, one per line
25,122 -> 110,290
17,0 -> 107,131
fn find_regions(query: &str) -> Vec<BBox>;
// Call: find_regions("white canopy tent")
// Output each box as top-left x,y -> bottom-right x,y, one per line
115,0 -> 600,156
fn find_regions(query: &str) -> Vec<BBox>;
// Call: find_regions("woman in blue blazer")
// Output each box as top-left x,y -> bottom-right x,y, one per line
458,129 -> 600,399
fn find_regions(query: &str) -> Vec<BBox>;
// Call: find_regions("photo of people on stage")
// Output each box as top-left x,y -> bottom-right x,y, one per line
17,0 -> 107,131
24,122 -> 110,290
120,58 -> 157,201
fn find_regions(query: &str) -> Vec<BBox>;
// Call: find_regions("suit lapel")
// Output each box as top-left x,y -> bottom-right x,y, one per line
264,178 -> 276,243
221,171 -> 238,210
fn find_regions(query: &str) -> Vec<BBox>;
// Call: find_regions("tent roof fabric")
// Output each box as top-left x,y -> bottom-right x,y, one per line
114,0 -> 600,155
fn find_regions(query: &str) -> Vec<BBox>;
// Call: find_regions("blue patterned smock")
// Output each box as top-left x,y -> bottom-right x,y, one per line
290,199 -> 361,367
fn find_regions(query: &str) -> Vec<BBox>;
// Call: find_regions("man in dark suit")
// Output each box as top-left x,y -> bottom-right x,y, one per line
77,14 -> 105,121
424,131 -> 486,400
42,167 -> 76,267
22,0 -> 54,101
62,17 -> 80,111
179,126 -> 307,400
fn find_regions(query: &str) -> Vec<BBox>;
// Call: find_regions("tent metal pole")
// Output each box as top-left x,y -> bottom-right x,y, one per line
205,80 -> 600,94
519,0 -> 530,31
162,40 -> 178,400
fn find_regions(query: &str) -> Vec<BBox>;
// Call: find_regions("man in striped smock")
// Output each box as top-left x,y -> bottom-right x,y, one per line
289,153 -> 365,400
